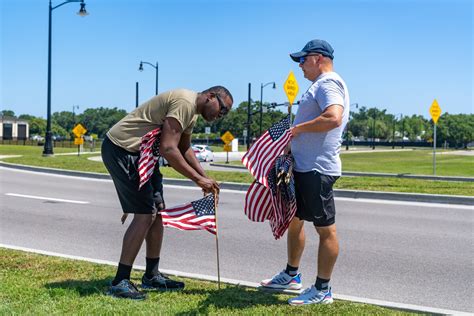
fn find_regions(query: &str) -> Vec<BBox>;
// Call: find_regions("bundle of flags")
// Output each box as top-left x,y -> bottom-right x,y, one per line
161,194 -> 217,235
138,127 -> 162,189
242,115 -> 297,239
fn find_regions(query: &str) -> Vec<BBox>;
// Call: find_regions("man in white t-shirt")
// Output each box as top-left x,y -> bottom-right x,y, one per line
260,39 -> 350,306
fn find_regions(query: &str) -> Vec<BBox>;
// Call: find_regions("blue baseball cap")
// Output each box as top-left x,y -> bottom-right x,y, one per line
290,39 -> 334,62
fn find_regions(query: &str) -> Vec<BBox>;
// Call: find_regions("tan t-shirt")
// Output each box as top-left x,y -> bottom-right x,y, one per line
107,89 -> 198,152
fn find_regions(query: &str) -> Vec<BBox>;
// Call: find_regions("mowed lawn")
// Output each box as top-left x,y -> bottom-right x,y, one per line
0,248 -> 412,315
340,149 -> 474,177
1,145 -> 473,196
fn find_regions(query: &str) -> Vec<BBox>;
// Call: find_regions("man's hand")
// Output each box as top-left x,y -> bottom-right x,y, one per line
290,126 -> 301,138
197,176 -> 220,194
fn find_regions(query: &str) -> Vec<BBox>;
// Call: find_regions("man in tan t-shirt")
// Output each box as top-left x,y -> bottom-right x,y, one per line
102,86 -> 233,300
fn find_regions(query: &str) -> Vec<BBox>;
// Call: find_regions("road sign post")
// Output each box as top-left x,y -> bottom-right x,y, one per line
72,123 -> 87,157
429,99 -> 442,175
221,131 -> 234,164
284,71 -> 299,123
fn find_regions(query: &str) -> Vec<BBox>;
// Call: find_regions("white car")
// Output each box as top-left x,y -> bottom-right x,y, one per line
192,145 -> 214,162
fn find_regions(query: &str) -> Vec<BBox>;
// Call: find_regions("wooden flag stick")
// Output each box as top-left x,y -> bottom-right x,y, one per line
213,191 -> 221,289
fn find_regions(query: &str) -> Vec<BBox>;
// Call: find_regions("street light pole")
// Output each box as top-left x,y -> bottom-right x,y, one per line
139,61 -> 159,95
259,82 -> 276,136
247,83 -> 252,150
372,110 -> 376,150
135,82 -> 139,108
72,105 -> 79,125
43,0 -> 88,157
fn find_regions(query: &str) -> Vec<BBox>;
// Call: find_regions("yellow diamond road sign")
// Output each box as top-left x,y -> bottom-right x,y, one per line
221,131 -> 234,144
429,99 -> 442,124
284,71 -> 299,105
72,123 -> 87,137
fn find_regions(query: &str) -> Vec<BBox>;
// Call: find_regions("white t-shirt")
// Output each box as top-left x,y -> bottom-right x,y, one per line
291,72 -> 350,175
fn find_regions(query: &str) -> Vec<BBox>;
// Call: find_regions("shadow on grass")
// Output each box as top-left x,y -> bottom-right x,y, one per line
175,284 -> 287,315
45,278 -> 110,297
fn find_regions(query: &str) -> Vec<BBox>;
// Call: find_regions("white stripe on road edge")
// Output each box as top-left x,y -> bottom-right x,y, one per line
1,167 -> 471,209
5,193 -> 89,204
0,243 -> 470,315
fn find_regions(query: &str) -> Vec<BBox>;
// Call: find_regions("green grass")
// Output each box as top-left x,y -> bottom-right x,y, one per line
340,149 -> 474,177
1,144 -> 473,196
221,149 -> 474,177
0,248 -> 411,315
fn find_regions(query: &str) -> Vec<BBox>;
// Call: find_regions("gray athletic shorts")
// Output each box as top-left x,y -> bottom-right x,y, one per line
294,170 -> 339,227
102,136 -> 164,214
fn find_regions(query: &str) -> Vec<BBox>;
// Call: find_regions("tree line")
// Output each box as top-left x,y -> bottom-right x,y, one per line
1,103 -> 472,148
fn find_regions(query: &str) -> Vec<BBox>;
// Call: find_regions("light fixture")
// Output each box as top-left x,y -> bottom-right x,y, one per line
77,2 -> 88,17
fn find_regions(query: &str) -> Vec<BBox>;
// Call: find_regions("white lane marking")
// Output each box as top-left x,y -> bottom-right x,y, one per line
1,167 -> 471,209
335,197 -> 473,210
0,243 -> 470,316
5,193 -> 89,204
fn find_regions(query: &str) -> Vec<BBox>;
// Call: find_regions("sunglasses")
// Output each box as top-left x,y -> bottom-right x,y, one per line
214,93 -> 229,118
299,54 -> 321,64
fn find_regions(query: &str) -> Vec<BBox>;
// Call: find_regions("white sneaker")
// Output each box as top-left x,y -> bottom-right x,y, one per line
260,270 -> 302,290
288,285 -> 333,305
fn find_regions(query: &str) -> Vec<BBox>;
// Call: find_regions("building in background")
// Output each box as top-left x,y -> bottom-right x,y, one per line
0,115 -> 29,140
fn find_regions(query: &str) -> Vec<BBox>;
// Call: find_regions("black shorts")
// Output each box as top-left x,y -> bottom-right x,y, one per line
294,170 -> 339,227
101,136 -> 164,214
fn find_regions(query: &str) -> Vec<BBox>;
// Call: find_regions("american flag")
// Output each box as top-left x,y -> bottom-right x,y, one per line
267,154 -> 297,239
244,153 -> 297,239
138,128 -> 161,190
161,194 -> 217,235
241,115 -> 291,187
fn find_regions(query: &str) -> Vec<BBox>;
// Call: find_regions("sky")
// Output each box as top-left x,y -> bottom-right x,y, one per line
1,0 -> 472,119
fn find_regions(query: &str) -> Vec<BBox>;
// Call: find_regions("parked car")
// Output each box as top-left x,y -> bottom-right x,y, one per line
158,156 -> 169,167
192,144 -> 214,162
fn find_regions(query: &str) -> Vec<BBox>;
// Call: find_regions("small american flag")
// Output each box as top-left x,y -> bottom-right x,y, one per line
138,128 -> 161,190
242,115 -> 291,187
161,194 -> 217,235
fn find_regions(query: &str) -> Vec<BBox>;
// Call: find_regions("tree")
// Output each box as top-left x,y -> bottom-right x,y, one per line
52,111 -> 75,135
79,107 -> 127,138
435,113 -> 474,148
1,110 -> 15,117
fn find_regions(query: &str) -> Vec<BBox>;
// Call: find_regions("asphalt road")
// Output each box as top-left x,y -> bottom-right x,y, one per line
0,167 -> 472,313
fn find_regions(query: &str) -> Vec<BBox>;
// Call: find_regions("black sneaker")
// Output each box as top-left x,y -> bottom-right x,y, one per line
106,279 -> 147,300
141,272 -> 185,291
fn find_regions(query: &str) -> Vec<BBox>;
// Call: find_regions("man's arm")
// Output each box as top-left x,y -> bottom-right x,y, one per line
178,132 -> 207,177
159,117 -> 217,193
291,104 -> 343,137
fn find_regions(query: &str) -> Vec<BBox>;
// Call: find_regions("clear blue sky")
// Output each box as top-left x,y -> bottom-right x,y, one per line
1,0 -> 472,119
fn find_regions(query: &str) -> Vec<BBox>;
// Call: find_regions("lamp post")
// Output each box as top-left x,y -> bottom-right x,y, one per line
400,114 -> 405,149
247,83 -> 252,150
139,61 -> 159,95
259,82 -> 276,136
372,110 -> 377,150
72,105 -> 79,125
43,0 -> 88,156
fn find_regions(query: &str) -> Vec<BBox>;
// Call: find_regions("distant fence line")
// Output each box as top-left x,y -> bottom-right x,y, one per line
0,139 -> 102,150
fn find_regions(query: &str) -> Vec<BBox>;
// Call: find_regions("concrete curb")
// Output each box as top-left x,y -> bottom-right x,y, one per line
210,163 -> 474,182
1,244 -> 471,315
1,161 -> 473,206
